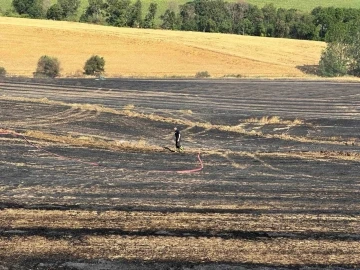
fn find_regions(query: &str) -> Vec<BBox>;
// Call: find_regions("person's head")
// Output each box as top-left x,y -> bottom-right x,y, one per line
174,127 -> 177,131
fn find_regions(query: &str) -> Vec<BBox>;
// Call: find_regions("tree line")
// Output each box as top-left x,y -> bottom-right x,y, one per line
5,0 -> 360,42
8,0 -> 158,28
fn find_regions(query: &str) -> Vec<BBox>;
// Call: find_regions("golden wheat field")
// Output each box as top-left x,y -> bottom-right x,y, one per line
0,16 -> 326,78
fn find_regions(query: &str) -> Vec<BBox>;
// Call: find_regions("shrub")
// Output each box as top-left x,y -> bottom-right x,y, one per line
3,9 -> 19,17
195,71 -> 211,78
0,67 -> 6,77
35,55 -> 61,78
84,55 -> 105,75
318,42 -> 348,77
223,74 -> 243,78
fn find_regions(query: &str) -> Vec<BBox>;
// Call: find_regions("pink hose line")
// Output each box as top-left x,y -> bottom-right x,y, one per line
162,152 -> 204,174
0,129 -> 99,166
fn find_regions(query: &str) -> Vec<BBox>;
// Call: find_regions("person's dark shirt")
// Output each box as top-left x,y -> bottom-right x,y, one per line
175,129 -> 180,142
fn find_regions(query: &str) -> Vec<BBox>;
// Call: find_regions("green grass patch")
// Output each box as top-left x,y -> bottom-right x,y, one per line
247,0 -> 360,12
146,0 -> 360,14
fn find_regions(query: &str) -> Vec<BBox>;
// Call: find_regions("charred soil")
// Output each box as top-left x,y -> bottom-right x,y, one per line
0,78 -> 360,269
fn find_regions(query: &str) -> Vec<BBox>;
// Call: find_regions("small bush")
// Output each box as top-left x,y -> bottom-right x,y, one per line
195,71 -> 211,78
34,55 -> 60,78
224,74 -> 243,78
4,10 -> 18,17
0,67 -> 6,77
84,55 -> 105,75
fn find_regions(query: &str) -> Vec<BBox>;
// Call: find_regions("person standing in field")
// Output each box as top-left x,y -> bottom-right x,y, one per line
174,127 -> 184,152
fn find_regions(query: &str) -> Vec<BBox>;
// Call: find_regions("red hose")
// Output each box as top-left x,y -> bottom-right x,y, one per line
161,152 -> 204,174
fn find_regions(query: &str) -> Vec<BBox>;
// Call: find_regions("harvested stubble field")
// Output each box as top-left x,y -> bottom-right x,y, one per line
1,77 -> 360,269
0,17 -> 326,78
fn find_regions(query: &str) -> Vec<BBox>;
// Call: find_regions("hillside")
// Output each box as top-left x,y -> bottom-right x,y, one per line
0,17 -> 326,78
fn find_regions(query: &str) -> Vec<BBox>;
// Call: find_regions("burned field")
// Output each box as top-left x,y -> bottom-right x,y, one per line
1,78 -> 360,269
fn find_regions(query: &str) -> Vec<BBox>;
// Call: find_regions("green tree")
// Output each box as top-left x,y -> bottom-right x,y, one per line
80,0 -> 106,24
194,0 -> 231,33
84,55 -> 105,75
290,13 -> 318,40
262,3 -> 277,36
143,2 -> 157,28
312,7 -> 360,41
106,0 -> 132,27
325,22 -> 349,43
46,3 -> 64,20
58,0 -> 81,18
247,5 -> 264,36
237,18 -> 253,35
12,0 -> 45,18
274,8 -> 290,37
128,0 -> 142,27
347,26 -> 360,76
194,0 -> 211,32
160,9 -> 178,30
179,2 -> 196,31
227,2 -> 249,34
35,55 -> 61,78
312,7 -> 343,41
